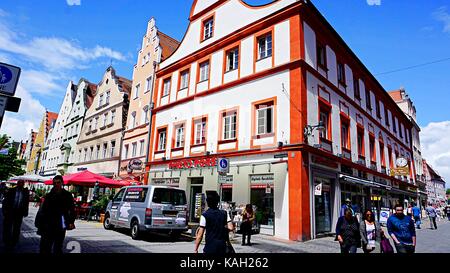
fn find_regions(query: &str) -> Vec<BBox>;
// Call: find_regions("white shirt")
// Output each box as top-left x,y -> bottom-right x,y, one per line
365,222 -> 376,248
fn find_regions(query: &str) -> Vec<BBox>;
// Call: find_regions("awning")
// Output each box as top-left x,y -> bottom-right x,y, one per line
339,174 -> 391,190
44,170 -> 131,188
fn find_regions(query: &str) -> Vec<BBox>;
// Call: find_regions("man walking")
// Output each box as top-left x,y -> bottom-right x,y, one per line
387,204 -> 416,254
2,180 -> 30,251
35,175 -> 75,254
340,198 -> 354,217
426,203 -> 437,230
412,203 -> 421,229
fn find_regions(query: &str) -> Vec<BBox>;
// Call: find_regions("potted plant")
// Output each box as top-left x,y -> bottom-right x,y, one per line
93,195 -> 110,223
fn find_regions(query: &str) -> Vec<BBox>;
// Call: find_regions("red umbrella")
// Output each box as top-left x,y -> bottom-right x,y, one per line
44,171 -> 130,188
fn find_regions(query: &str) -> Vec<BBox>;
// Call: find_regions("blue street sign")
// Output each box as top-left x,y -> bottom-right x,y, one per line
0,62 -> 21,97
217,158 -> 229,173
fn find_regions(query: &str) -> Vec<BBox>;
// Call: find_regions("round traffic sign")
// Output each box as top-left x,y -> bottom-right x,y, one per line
219,158 -> 228,168
0,66 -> 13,84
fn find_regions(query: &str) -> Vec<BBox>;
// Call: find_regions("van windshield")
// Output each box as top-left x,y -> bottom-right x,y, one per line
152,188 -> 187,205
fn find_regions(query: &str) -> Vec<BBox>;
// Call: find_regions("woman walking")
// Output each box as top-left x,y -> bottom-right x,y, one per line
336,208 -> 361,253
240,204 -> 255,246
359,209 -> 383,253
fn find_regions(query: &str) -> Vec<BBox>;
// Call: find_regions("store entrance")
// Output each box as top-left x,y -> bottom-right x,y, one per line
314,177 -> 332,235
189,178 -> 204,223
251,186 -> 274,235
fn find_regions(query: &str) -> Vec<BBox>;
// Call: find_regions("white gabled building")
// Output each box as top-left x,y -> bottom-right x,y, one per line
42,81 -> 77,177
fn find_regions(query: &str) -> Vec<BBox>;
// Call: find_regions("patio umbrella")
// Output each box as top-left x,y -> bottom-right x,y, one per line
9,174 -> 47,183
44,170 -> 130,188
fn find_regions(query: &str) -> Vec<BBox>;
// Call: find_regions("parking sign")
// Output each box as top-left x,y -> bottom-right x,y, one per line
217,158 -> 229,174
0,62 -> 21,97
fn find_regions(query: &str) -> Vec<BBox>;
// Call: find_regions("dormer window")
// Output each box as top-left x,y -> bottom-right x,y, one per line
202,16 -> 214,41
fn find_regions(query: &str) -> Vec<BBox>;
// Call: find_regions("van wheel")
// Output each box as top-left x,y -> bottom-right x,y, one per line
103,214 -> 114,230
131,220 -> 141,240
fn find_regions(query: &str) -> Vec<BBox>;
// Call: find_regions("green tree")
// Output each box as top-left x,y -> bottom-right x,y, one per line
0,135 -> 26,181
447,188 -> 450,195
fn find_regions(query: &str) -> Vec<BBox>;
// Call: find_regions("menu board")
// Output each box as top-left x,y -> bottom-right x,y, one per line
194,193 -> 205,219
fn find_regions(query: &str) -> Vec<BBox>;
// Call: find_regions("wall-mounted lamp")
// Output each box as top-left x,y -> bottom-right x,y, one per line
304,121 -> 325,144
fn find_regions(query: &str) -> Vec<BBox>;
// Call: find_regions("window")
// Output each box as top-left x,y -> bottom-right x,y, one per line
88,119 -> 92,132
93,117 -> 98,130
105,91 -> 111,104
142,106 -> 149,124
257,33 -> 272,60
337,61 -> 346,85
357,127 -> 365,157
317,42 -> 326,69
385,108 -> 390,127
319,104 -> 331,141
256,102 -> 274,135
369,135 -> 376,162
130,111 -> 136,129
145,76 -> 153,93
223,112 -> 237,140
78,149 -> 82,162
134,84 -> 140,99
157,129 -> 167,151
96,145 -> 100,160
174,124 -> 185,148
162,78 -> 171,97
123,144 -> 129,159
110,110 -> 115,125
84,148 -> 88,162
90,147 -> 94,161
179,70 -> 189,90
375,99 -> 381,118
103,113 -> 108,127
132,142 -> 137,157
99,94 -> 104,107
203,17 -> 214,40
103,143 -> 108,158
399,124 -> 404,138
393,117 -> 397,133
110,140 -> 116,157
380,141 -> 386,167
366,90 -> 372,110
139,140 -> 145,156
225,48 -> 239,72
194,118 -> 207,145
341,118 -> 350,150
199,61 -> 210,82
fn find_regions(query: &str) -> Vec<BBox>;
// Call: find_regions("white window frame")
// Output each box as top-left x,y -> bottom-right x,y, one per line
110,141 -> 116,157
98,94 -> 104,107
194,120 -> 207,145
105,90 -> 111,104
134,84 -> 140,99
158,130 -> 166,151
223,113 -> 237,140
180,70 -> 189,90
145,76 -> 153,93
110,110 -> 115,125
139,140 -> 145,156
226,48 -> 239,72
256,105 -> 273,135
132,142 -> 137,158
103,143 -> 108,159
175,125 -> 185,148
319,111 -> 329,139
162,79 -> 171,97
203,18 -> 214,40
258,33 -> 272,60
199,61 -> 209,82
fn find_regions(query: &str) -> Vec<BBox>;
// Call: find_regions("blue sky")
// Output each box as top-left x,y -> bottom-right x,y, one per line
0,0 -> 449,186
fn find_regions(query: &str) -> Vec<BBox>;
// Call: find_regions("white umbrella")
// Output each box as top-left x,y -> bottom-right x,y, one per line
9,174 -> 47,183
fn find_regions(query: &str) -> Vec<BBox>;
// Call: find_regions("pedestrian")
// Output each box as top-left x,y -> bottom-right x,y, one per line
0,182 -> 7,201
340,198 -> 354,217
446,205 -> 450,221
35,175 -> 76,254
1,180 -> 29,251
425,203 -> 437,230
359,209 -> 383,253
412,203 -> 421,229
406,203 -> 413,217
240,204 -> 255,246
194,191 -> 234,254
335,208 -> 361,253
387,204 -> 416,254
435,205 -> 442,222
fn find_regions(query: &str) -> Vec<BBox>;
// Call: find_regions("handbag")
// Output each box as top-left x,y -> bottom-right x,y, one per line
380,235 -> 394,253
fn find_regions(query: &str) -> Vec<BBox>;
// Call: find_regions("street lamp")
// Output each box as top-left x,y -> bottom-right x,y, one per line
304,121 -> 325,144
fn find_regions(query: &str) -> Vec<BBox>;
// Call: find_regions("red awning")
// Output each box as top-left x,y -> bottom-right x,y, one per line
44,171 -> 131,188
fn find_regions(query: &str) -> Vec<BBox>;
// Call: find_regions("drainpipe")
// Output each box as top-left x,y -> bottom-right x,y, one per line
144,60 -> 159,184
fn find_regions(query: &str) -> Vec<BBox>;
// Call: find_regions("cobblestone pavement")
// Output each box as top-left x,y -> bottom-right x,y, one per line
1,204 -> 449,253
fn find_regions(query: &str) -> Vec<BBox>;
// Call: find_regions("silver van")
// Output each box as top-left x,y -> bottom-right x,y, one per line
103,185 -> 188,240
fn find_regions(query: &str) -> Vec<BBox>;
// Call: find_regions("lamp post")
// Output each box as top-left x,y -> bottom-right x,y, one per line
303,121 -> 325,145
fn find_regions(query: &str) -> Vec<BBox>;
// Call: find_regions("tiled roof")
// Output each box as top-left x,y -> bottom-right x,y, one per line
46,111 -> 59,135
158,31 -> 180,61
117,76 -> 132,95
388,90 -> 403,102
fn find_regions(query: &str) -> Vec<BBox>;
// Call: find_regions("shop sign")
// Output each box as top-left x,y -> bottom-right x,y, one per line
194,193 -> 205,219
379,208 -> 390,224
152,178 -> 180,186
250,174 -> 274,183
314,183 -> 322,196
169,157 -> 217,170
274,153 -> 288,159
219,175 -> 233,184
390,166 -> 410,176
127,159 -> 143,172
312,155 -> 339,169
265,184 -> 272,194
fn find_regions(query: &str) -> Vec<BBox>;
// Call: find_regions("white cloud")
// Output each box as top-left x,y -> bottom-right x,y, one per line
367,0 -> 381,6
0,85 -> 46,141
0,20 -> 126,71
20,70 -> 64,95
421,121 -> 450,188
66,0 -> 81,6
433,6 -> 450,33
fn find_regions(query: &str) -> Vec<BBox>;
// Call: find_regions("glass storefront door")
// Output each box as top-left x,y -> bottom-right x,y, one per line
250,186 -> 274,235
314,177 -> 332,234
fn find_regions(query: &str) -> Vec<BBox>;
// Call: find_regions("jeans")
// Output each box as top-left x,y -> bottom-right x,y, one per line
40,229 -> 66,254
413,216 -> 421,228
429,216 -> 437,229
241,221 -> 252,245
340,244 -> 358,253
394,243 -> 415,254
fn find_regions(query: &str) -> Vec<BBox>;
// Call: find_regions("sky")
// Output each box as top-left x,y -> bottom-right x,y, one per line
0,0 -> 448,187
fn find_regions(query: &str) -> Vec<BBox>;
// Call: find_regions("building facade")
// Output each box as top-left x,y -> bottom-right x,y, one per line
72,67 -> 131,177
60,79 -> 96,175
423,160 -> 447,205
42,81 -> 77,177
26,111 -> 58,175
144,0 -> 418,241
389,88 -> 426,206
119,18 -> 179,182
